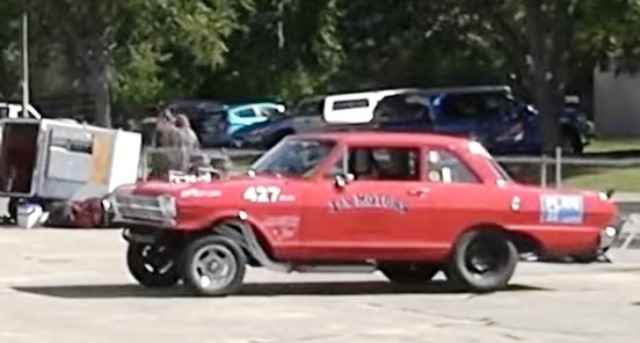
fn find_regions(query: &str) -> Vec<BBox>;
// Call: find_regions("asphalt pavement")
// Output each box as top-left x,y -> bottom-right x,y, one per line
1,229 -> 640,343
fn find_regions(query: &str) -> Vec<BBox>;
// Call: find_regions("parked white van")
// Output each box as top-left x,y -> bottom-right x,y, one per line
322,88 -> 418,124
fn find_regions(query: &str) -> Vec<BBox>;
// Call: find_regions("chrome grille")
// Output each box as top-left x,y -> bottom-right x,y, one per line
114,194 -> 169,223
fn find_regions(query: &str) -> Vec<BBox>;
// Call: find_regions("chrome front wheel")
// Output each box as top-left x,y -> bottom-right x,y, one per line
182,235 -> 246,296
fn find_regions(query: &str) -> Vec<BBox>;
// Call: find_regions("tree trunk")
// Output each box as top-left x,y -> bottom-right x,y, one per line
524,0 -> 571,156
89,58 -> 111,127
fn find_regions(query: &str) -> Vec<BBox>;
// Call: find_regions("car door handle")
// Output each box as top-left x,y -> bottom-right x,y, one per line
407,188 -> 430,197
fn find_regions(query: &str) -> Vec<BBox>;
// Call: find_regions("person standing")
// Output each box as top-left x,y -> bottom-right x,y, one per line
149,109 -> 187,179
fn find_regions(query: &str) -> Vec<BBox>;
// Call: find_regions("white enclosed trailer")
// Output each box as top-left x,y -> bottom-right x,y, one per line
0,118 -> 141,222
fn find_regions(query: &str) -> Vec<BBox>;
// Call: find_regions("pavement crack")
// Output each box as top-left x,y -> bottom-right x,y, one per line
367,303 -> 601,338
264,333 -> 348,343
503,333 -> 524,341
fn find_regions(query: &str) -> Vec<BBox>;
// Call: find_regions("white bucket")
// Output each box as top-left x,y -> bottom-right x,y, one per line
17,203 -> 45,229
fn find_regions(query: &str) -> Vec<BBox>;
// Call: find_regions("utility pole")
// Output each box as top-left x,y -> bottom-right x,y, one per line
21,11 -> 29,117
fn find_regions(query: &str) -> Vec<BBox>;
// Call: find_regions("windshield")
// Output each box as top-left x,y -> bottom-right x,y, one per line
251,138 -> 335,177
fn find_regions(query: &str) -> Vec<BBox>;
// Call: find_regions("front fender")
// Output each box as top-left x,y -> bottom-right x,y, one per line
178,209 -> 276,244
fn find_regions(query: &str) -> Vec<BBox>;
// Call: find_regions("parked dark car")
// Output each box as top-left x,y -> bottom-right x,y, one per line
141,99 -> 285,148
230,95 -> 327,149
230,86 -> 593,155
370,86 -> 592,155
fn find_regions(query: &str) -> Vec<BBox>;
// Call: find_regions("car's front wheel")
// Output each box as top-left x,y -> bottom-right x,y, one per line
379,263 -> 439,285
181,235 -> 247,296
127,242 -> 180,288
445,230 -> 518,293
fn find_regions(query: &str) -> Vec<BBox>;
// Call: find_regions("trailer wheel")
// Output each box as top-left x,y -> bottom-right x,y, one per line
7,197 -> 19,223
127,242 -> 180,288
181,235 -> 246,296
445,230 -> 518,293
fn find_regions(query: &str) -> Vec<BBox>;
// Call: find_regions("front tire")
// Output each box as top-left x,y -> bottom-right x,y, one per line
379,263 -> 439,285
445,230 -> 518,293
127,242 -> 180,288
181,235 -> 246,296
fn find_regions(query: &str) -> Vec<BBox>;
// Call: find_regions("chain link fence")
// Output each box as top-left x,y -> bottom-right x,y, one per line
494,147 -> 640,189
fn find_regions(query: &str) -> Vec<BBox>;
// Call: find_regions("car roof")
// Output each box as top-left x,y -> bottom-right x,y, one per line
228,102 -> 282,110
420,85 -> 511,95
162,99 -> 227,111
294,131 -> 469,147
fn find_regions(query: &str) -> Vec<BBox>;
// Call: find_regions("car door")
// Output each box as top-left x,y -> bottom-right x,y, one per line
420,146 -> 513,246
302,144 -> 434,260
432,92 -> 506,140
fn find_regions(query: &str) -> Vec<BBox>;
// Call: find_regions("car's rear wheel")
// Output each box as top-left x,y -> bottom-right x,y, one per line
127,242 -> 180,288
379,263 -> 439,285
181,235 -> 246,296
445,230 -> 518,293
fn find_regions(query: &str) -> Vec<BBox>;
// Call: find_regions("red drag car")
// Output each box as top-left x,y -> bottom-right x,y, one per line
106,132 -> 622,296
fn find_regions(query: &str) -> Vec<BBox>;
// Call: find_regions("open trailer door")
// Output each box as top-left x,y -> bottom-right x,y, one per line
0,119 -> 42,198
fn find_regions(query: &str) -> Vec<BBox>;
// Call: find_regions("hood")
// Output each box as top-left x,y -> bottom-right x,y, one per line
117,174 -> 293,199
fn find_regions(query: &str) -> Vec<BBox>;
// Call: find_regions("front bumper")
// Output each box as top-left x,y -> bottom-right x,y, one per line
106,193 -> 177,229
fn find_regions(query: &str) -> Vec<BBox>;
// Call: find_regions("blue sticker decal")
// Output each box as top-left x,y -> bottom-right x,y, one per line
540,195 -> 584,224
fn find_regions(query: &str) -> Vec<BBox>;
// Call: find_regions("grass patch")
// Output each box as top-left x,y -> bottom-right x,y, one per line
585,137 -> 638,153
563,167 -> 640,192
566,138 -> 640,191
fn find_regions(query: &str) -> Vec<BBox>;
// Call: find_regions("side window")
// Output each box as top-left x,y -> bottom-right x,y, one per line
233,108 -> 257,118
425,149 -> 479,184
328,146 -> 419,181
332,99 -> 370,111
0,107 -> 8,118
257,106 -> 281,117
442,94 -> 494,119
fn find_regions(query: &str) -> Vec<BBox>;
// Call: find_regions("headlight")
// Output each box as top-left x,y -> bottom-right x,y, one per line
158,195 -> 177,218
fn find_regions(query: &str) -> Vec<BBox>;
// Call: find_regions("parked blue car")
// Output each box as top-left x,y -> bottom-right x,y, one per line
159,99 -> 286,147
230,86 -> 592,155
372,86 -> 593,155
230,96 -> 325,148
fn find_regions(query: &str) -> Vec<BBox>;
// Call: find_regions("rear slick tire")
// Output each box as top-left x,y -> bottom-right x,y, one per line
445,230 -> 518,293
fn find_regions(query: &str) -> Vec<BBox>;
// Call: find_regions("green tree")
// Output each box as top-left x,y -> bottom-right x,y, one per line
0,0 -> 24,98
27,0 -> 253,125
333,0 -> 505,91
457,0 -> 640,153
204,0 -> 345,101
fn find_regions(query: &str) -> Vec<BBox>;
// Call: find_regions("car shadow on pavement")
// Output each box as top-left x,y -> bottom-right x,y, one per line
12,281 -> 549,299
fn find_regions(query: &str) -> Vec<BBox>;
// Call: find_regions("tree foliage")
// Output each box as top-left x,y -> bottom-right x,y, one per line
0,0 -> 639,130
